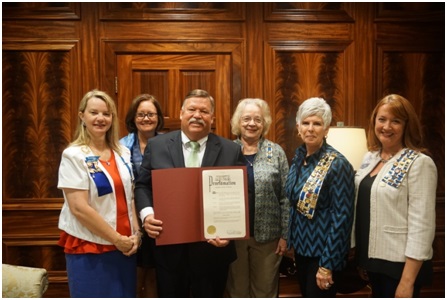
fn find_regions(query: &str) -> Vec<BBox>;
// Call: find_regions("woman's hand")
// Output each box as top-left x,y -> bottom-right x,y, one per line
395,281 -> 414,298
275,238 -> 287,256
114,234 -> 134,255
123,231 -> 143,256
316,267 -> 334,290
357,266 -> 369,281
396,257 -> 423,297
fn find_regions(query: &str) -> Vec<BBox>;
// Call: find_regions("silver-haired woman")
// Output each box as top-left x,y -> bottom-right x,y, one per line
285,97 -> 355,297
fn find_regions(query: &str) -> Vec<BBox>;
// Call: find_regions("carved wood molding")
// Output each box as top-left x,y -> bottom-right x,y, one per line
99,2 -> 245,21
375,3 -> 444,22
2,201 -> 63,210
267,40 -> 353,52
2,2 -> 81,20
264,2 -> 354,22
2,236 -> 60,246
2,39 -> 79,51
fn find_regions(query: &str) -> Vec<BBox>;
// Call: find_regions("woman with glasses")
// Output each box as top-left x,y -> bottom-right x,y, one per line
226,98 -> 290,297
121,94 -> 165,178
120,94 -> 165,297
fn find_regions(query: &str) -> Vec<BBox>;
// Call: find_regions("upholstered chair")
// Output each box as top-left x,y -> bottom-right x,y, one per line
2,264 -> 49,298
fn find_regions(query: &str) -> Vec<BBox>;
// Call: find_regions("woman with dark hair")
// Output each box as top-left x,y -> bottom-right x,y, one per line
120,93 -> 164,297
121,94 -> 164,177
353,94 -> 437,297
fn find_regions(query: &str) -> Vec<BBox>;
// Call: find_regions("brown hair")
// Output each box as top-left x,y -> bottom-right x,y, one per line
182,89 -> 215,113
124,94 -> 164,133
367,94 -> 426,153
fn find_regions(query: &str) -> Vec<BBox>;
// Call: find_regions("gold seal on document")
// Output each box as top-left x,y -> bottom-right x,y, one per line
207,225 -> 216,235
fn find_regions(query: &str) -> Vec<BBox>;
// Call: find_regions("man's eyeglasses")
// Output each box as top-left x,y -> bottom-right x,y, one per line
136,112 -> 157,120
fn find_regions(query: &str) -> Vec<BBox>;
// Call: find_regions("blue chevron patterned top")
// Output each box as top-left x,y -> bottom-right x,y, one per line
285,141 -> 355,271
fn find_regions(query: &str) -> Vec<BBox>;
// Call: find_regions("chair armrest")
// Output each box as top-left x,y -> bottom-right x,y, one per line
2,264 -> 49,298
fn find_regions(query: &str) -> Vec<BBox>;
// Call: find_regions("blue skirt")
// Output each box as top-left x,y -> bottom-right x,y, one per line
66,250 -> 137,298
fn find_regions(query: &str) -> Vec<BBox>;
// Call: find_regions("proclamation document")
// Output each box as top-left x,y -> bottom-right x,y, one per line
202,168 -> 248,239
152,166 -> 248,245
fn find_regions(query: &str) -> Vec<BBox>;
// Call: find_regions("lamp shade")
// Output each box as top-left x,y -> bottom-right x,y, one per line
326,127 -> 368,171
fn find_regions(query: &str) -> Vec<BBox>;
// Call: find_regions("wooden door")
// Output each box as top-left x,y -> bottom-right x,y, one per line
102,42 -> 244,139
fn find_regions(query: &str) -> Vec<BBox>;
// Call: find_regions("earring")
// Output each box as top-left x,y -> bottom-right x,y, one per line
82,121 -> 86,127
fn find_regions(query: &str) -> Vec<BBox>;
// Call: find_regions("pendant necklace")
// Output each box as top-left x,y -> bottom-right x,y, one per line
244,153 -> 256,167
90,146 -> 111,165
242,141 -> 258,167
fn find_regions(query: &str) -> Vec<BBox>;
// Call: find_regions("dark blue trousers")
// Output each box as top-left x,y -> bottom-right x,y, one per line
368,271 -> 421,298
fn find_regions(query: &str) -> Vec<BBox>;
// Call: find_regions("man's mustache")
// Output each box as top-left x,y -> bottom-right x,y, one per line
189,118 -> 206,126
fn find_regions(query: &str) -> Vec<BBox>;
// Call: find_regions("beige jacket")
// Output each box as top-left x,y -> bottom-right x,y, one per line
351,148 -> 437,262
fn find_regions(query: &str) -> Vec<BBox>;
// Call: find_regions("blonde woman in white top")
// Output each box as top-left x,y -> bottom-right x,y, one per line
58,90 -> 142,297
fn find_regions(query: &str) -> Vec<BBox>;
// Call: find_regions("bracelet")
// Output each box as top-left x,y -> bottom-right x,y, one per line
318,267 -> 332,276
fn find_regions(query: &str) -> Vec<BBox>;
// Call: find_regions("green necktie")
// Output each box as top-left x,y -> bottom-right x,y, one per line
186,141 -> 200,167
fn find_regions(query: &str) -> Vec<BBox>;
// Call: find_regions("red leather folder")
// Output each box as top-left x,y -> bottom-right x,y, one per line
152,166 -> 249,246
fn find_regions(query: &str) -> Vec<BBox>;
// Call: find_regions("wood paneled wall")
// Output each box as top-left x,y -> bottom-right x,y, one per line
2,3 -> 444,297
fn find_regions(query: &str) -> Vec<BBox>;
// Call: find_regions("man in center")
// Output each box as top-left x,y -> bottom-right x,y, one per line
134,89 -> 245,297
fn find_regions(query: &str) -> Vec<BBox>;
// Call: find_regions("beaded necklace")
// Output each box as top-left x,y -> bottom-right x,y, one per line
379,150 -> 394,164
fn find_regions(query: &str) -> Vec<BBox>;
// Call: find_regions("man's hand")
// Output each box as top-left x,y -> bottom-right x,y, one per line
207,236 -> 229,247
142,214 -> 163,238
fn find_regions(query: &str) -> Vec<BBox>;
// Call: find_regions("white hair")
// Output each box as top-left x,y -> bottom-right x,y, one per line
296,97 -> 332,129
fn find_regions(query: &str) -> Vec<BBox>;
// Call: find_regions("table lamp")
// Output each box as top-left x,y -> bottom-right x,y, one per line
326,123 -> 368,171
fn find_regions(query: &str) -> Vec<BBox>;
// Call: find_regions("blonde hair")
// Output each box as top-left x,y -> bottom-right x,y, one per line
71,89 -> 122,155
230,98 -> 272,137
